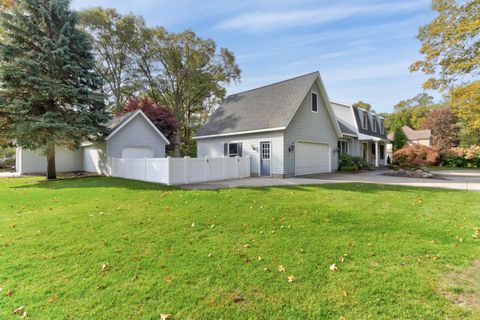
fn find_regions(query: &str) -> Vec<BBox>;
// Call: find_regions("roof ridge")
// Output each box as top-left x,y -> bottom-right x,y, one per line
229,71 -> 319,97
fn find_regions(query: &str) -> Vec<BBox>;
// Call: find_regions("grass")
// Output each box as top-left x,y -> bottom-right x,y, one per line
428,166 -> 480,171
0,177 -> 479,319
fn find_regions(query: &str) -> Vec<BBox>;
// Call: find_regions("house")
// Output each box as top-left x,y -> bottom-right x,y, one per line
387,125 -> 432,146
331,101 -> 389,166
386,125 -> 432,157
16,109 -> 170,175
195,71 -> 388,177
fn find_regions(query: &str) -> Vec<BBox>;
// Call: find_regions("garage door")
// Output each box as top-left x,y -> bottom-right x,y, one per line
121,147 -> 154,159
295,142 -> 330,176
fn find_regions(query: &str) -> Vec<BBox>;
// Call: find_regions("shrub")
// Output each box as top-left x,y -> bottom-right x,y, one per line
440,145 -> 480,168
339,153 -> 370,172
392,144 -> 440,169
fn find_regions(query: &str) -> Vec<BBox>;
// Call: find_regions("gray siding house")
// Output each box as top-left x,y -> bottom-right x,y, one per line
331,101 -> 389,166
16,109 -> 170,175
195,72 -> 344,177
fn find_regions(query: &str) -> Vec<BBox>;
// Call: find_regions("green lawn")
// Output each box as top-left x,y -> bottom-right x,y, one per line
0,177 -> 479,319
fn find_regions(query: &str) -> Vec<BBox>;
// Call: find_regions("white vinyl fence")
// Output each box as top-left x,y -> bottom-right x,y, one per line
108,156 -> 250,185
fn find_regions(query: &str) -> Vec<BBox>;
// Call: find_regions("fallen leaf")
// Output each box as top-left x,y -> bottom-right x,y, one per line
13,306 -> 24,315
278,265 -> 286,272
263,267 -> 269,272
339,256 -> 345,263
164,276 -> 172,283
160,314 -> 173,320
6,289 -> 13,297
342,290 -> 348,297
287,275 -> 296,283
257,256 -> 262,261
208,253 -> 213,257
330,264 -> 338,272
243,244 -> 250,248
191,222 -> 195,228
299,249 -> 305,253
101,263 -> 109,272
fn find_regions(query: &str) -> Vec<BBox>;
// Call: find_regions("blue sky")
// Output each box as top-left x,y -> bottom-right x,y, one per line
71,0 -> 438,113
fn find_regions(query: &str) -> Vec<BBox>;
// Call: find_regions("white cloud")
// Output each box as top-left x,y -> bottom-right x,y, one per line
216,0 -> 429,32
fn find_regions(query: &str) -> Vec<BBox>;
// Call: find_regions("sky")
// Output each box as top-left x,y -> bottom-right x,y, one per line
71,0 -> 438,113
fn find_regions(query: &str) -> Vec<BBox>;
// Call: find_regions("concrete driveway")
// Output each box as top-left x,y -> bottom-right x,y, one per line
0,172 -> 20,178
180,169 -> 480,191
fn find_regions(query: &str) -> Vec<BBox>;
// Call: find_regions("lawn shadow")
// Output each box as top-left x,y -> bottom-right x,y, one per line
12,176 -> 178,192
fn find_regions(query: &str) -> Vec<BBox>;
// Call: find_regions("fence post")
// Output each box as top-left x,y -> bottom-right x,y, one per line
166,156 -> 172,185
223,156 -> 227,180
235,156 -> 239,179
204,156 -> 209,181
184,156 -> 190,184
144,158 -> 147,182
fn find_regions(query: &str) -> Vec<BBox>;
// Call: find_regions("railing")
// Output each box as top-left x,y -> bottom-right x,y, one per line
108,156 -> 251,185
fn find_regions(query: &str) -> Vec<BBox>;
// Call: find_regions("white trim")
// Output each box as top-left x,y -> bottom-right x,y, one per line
194,127 -> 285,140
311,91 -> 319,113
106,109 -> 170,145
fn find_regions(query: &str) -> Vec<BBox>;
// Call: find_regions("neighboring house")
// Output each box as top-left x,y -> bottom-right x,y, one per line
16,109 -> 170,175
195,71 -> 388,177
386,125 -> 432,157
331,101 -> 389,166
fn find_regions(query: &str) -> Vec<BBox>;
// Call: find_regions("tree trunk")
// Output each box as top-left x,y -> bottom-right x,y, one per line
174,128 -> 181,157
45,143 -> 57,180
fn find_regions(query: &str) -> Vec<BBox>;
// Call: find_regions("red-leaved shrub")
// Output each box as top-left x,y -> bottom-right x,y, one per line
392,144 -> 440,169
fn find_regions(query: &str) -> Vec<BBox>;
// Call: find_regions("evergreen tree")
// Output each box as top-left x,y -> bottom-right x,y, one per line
0,0 -> 110,179
392,127 -> 408,151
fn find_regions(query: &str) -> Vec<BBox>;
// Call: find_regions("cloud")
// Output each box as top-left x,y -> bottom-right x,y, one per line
216,0 -> 429,32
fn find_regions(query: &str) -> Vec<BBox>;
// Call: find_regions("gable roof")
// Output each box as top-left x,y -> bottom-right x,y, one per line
106,109 -> 170,145
402,125 -> 431,140
194,71 -> 342,139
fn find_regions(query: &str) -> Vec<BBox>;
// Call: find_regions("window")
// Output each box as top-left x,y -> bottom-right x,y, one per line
362,111 -> 368,130
372,115 -> 377,132
311,92 -> 318,112
224,143 -> 242,157
380,145 -> 385,160
261,142 -> 270,160
380,119 -> 384,134
337,140 -> 349,154
228,143 -> 238,157
371,143 -> 376,154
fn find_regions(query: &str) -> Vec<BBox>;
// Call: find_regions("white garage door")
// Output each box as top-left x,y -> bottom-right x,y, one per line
295,142 -> 330,176
121,147 -> 154,159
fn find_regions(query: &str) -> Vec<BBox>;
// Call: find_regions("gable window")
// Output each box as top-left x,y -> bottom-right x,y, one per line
337,140 -> 349,154
372,115 -> 377,132
224,143 -> 243,157
362,111 -> 368,130
311,92 -> 318,112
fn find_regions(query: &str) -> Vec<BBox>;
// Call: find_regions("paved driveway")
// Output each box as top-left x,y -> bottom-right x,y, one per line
0,172 -> 20,178
180,169 -> 480,191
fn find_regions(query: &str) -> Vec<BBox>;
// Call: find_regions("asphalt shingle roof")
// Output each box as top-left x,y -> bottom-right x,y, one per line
337,118 -> 357,137
105,111 -> 137,132
195,72 -> 319,137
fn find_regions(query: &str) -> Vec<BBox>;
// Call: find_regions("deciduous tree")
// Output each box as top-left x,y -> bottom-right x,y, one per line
0,0 -> 109,179
122,96 -> 179,149
352,101 -> 372,111
133,28 -> 241,156
420,107 -> 459,150
79,7 -> 144,111
410,0 -> 480,144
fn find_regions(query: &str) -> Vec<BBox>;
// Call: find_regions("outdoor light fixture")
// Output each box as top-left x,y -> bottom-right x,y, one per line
288,142 -> 295,152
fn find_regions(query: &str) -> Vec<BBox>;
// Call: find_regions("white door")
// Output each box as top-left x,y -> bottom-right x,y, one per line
295,141 -> 330,176
121,147 -> 154,159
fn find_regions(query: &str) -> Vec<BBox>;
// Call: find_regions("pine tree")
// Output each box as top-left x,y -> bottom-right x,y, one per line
0,0 -> 110,179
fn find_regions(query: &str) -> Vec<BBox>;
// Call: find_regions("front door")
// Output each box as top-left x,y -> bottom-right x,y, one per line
260,141 -> 271,176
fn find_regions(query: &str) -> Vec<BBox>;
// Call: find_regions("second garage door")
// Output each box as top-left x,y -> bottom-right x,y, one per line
295,141 -> 330,176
